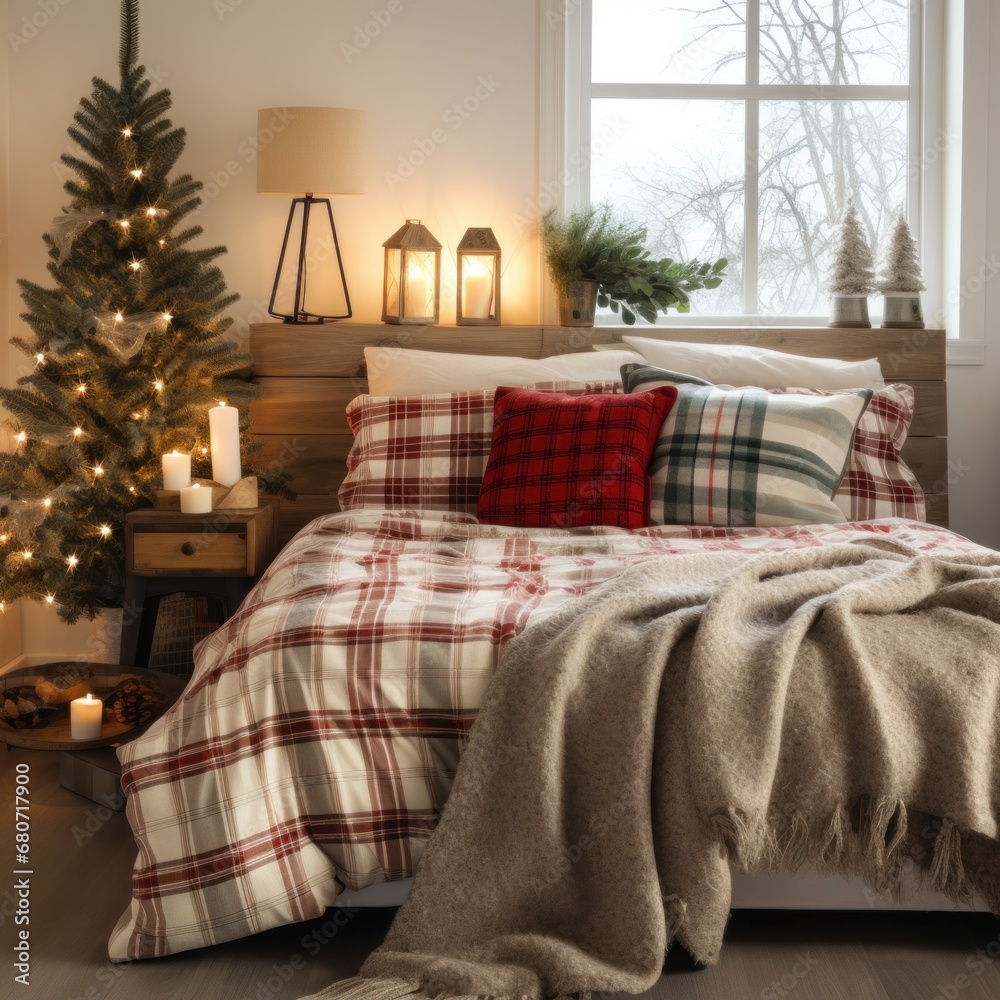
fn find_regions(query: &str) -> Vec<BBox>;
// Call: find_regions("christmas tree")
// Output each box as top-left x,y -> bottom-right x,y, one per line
877,212 -> 925,293
0,0 -> 284,623
828,199 -> 876,296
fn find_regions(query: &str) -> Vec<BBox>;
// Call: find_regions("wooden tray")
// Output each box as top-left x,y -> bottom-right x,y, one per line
0,663 -> 186,751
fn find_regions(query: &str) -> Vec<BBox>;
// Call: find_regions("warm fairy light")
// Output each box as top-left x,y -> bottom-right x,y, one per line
158,239 -> 167,247
119,220 -> 130,230
130,168 -> 143,179
114,311 -> 124,322
129,259 -> 142,271
131,412 -> 142,420
200,447 -> 208,455
0,535 -> 7,543
66,554 -> 79,569
45,594 -> 55,605
99,525 -> 112,538
73,427 -> 83,437
122,127 -> 132,138
128,486 -> 136,494
76,384 -> 87,394
43,498 -> 52,508
15,431 -> 26,443
93,465 -> 104,476
146,207 -> 158,217
162,312 -> 173,322
153,379 -> 164,392
22,550 -> 33,560
35,353 -> 45,365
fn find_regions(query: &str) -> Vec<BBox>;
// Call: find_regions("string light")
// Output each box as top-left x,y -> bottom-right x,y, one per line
35,353 -> 45,366
153,379 -> 164,392
162,311 -> 173,322
129,259 -> 142,272
0,535 -> 7,544
114,311 -> 124,322
131,412 -> 142,420
45,594 -> 55,605
128,486 -> 136,494
66,554 -> 79,569
158,239 -> 167,247
76,384 -> 87,394
130,167 -> 143,179
15,431 -> 26,444
73,427 -> 83,438
200,447 -> 209,456
122,127 -> 132,138
146,207 -> 158,217
43,498 -> 52,509
0,603 -> 5,615
119,220 -> 131,230
93,465 -> 105,477
99,525 -> 112,538
22,550 -> 33,561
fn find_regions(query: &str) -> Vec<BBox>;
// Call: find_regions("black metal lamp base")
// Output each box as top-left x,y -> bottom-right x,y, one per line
268,194 -> 353,324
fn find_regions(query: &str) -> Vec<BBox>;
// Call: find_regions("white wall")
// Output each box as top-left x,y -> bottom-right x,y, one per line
7,0 -> 540,657
6,0 -> 1000,658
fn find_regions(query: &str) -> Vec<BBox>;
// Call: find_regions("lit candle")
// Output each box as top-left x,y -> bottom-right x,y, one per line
180,482 -> 212,514
462,264 -> 492,319
208,402 -> 242,486
70,693 -> 103,740
405,266 -> 428,318
161,450 -> 192,490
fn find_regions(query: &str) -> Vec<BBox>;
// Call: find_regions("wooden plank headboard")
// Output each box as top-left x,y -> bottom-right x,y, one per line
248,324 -> 948,545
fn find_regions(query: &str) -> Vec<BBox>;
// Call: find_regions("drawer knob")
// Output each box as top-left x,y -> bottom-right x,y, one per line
180,541 -> 197,556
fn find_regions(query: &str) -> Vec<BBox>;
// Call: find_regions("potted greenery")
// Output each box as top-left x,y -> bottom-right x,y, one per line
541,205 -> 727,326
877,212 -> 925,329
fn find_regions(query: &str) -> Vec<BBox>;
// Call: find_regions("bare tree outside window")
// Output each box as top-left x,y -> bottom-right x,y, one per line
588,0 -> 912,317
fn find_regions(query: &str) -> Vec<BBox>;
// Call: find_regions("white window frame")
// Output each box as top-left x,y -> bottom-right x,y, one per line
539,0 -> 985,364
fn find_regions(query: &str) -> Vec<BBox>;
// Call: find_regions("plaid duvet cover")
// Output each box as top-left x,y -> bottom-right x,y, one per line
109,510 -> 986,961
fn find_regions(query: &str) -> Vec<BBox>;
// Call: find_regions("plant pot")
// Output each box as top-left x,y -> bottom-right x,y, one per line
881,291 -> 924,329
557,280 -> 599,327
828,295 -> 871,329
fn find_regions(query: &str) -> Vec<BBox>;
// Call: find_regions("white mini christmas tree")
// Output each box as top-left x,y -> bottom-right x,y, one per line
877,212 -> 925,293
828,199 -> 876,296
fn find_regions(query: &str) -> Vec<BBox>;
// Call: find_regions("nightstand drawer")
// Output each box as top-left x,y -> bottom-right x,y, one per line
130,531 -> 248,575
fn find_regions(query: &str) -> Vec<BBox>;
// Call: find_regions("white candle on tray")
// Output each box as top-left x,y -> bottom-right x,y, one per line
70,693 -> 103,740
161,450 -> 191,490
180,482 -> 212,514
208,402 -> 242,487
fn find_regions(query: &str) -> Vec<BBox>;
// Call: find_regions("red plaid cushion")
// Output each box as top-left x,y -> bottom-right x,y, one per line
339,380 -> 621,513
476,385 -> 678,529
772,384 -> 925,521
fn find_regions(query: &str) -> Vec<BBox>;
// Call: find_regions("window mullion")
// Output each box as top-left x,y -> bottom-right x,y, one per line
744,0 -> 761,314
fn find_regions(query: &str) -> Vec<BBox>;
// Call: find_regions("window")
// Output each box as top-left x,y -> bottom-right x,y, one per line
575,1 -> 923,320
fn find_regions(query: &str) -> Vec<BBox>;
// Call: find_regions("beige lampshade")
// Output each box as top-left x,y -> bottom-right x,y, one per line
256,107 -> 366,195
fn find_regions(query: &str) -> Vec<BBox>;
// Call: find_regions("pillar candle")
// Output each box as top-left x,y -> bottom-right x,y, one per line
208,402 -> 242,487
180,482 -> 212,514
161,450 -> 191,490
405,267 -> 428,318
462,270 -> 492,319
70,693 -> 103,740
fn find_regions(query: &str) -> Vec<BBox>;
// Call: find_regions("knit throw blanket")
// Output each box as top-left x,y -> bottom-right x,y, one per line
303,540 -> 1000,1000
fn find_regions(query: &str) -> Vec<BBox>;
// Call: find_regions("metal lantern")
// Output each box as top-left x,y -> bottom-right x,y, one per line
381,219 -> 442,325
456,227 -> 501,326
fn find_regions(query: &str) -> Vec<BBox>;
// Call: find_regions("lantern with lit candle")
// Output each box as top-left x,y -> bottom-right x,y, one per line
456,227 -> 501,326
381,220 -> 442,325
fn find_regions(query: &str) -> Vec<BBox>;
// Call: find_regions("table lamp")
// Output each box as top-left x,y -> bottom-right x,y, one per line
256,107 -> 365,323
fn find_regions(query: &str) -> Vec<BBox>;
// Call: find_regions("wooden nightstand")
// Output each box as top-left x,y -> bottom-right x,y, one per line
119,501 -> 279,667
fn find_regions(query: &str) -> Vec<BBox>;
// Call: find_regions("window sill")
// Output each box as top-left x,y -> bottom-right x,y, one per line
946,339 -> 985,366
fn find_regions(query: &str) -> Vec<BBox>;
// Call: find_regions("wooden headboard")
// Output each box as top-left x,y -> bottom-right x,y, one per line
249,324 -> 948,545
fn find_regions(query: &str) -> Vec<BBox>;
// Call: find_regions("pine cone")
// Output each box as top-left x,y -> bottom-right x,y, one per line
104,675 -> 163,726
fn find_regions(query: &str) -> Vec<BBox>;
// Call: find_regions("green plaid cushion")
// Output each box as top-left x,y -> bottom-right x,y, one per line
622,364 -> 872,527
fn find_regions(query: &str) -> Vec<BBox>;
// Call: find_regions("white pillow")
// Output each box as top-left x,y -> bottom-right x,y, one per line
593,337 -> 886,390
365,346 -> 644,396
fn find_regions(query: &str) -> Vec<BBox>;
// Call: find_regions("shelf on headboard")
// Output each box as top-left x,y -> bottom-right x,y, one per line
249,323 -> 949,543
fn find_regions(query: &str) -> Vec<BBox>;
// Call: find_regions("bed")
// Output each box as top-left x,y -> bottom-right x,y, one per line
109,323 -> 993,964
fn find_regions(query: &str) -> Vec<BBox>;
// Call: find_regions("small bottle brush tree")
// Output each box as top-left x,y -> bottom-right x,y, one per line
0,0 -> 286,623
877,212 -> 925,293
828,199 -> 877,297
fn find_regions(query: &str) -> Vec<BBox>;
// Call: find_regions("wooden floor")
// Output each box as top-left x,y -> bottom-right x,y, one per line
2,747 -> 999,1000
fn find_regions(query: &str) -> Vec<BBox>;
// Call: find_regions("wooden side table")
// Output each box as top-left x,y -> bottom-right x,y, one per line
120,501 -> 279,667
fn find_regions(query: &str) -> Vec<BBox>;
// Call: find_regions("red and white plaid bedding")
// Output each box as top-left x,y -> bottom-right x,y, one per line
109,510 -> 986,961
